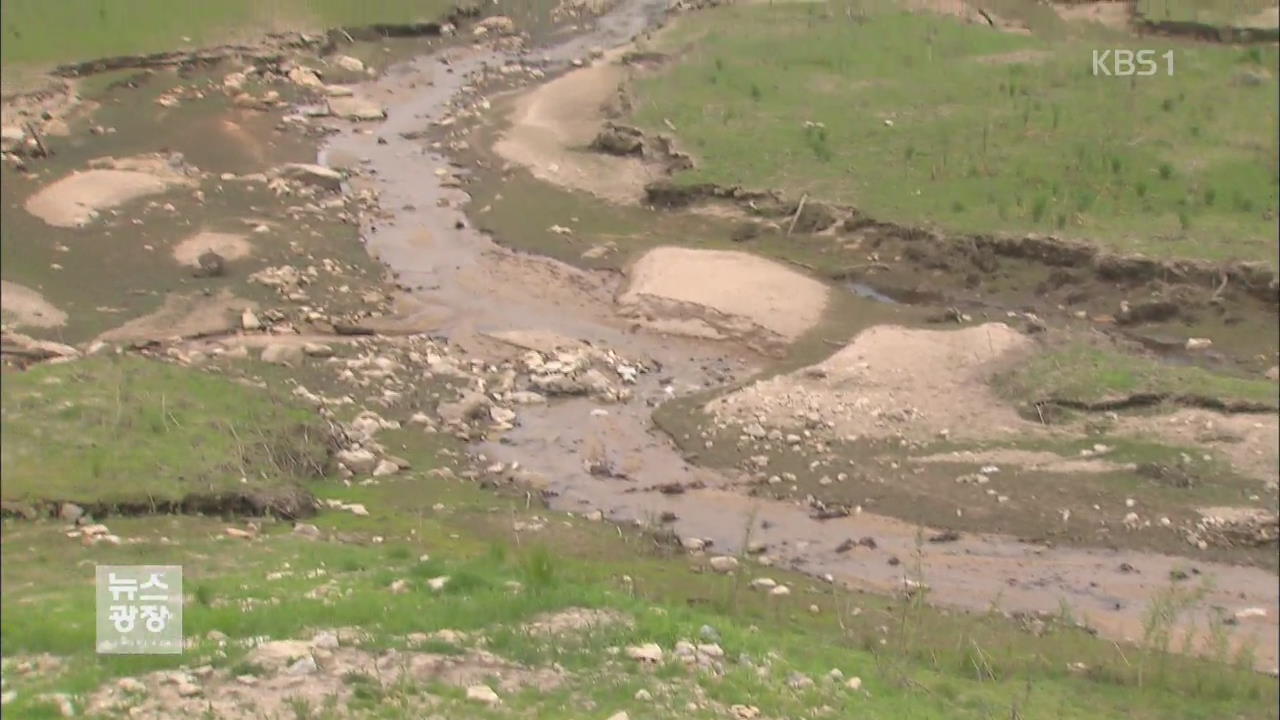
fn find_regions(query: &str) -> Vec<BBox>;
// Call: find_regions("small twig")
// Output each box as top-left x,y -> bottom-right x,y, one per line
786,193 -> 808,237
1211,272 -> 1229,300
23,122 -> 48,158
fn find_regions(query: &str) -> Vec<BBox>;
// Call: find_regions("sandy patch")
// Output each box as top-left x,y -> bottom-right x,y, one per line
910,448 -> 1132,474
709,323 -> 1033,441
96,289 -> 254,344
493,53 -> 660,204
973,49 -> 1053,65
1054,1 -> 1132,29
24,154 -> 196,228
617,246 -> 829,353
1116,409 -> 1280,485
1242,6 -> 1280,28
0,281 -> 67,328
171,231 -> 252,267
902,0 -> 1030,32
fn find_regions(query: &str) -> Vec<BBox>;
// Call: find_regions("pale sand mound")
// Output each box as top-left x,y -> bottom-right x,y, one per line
171,231 -> 252,267
97,289 -> 254,344
708,323 -> 1033,441
1,281 -> 67,328
617,246 -> 829,353
25,154 -> 195,228
493,54 -> 659,204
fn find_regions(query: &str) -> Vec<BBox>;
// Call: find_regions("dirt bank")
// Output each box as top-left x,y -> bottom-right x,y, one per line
709,323 -> 1033,441
493,51 -> 661,203
0,281 -> 67,329
617,246 -> 830,353
23,154 -> 197,228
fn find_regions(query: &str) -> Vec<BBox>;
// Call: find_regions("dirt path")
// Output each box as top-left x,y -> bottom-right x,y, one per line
323,0 -> 1278,670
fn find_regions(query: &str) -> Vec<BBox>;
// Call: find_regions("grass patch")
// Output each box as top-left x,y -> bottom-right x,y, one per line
0,0 -> 456,67
0,357 -> 1274,716
1136,0 -> 1278,27
0,356 -> 331,508
993,342 -> 1279,406
631,2 -> 1279,262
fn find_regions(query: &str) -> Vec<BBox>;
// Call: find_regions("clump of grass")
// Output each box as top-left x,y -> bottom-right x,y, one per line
993,342 -> 1278,407
0,356 -> 332,509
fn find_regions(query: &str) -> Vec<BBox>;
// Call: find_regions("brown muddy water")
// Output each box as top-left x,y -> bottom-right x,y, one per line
310,0 -> 1280,669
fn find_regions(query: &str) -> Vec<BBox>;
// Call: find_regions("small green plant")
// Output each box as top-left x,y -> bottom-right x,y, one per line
520,545 -> 557,592
1031,195 -> 1049,222
804,124 -> 833,162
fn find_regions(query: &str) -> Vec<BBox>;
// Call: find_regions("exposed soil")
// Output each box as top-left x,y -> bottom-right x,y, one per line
0,280 -> 67,328
708,323 -> 1034,442
96,289 -> 256,344
1117,409 -> 1280,487
23,153 -> 197,228
1052,1 -> 1133,29
492,51 -> 661,203
170,231 -> 253,267
617,246 -> 831,353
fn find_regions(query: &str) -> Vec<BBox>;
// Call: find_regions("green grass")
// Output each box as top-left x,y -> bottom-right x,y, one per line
631,2 -> 1280,262
0,355 -> 330,507
994,342 -> 1280,406
1,356 -> 1275,718
0,0 -> 455,67
1136,0 -> 1278,27
3,477 -> 1276,719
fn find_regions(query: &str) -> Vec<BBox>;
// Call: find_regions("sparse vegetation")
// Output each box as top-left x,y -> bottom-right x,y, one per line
0,356 -> 331,509
631,3 -> 1279,261
993,342 -> 1278,407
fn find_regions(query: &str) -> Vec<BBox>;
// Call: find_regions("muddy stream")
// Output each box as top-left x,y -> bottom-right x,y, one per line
320,0 -> 1279,669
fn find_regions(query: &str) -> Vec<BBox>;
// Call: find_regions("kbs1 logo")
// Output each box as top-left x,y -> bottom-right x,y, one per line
1092,49 -> 1175,77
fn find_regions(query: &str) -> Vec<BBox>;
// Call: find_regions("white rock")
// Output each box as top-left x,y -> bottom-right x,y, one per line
117,677 -> 146,694
466,685 -> 500,705
333,55 -> 365,73
428,576 -> 451,591
625,643 -> 663,663
708,556 -> 739,573
311,631 -> 339,650
372,459 -> 399,477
